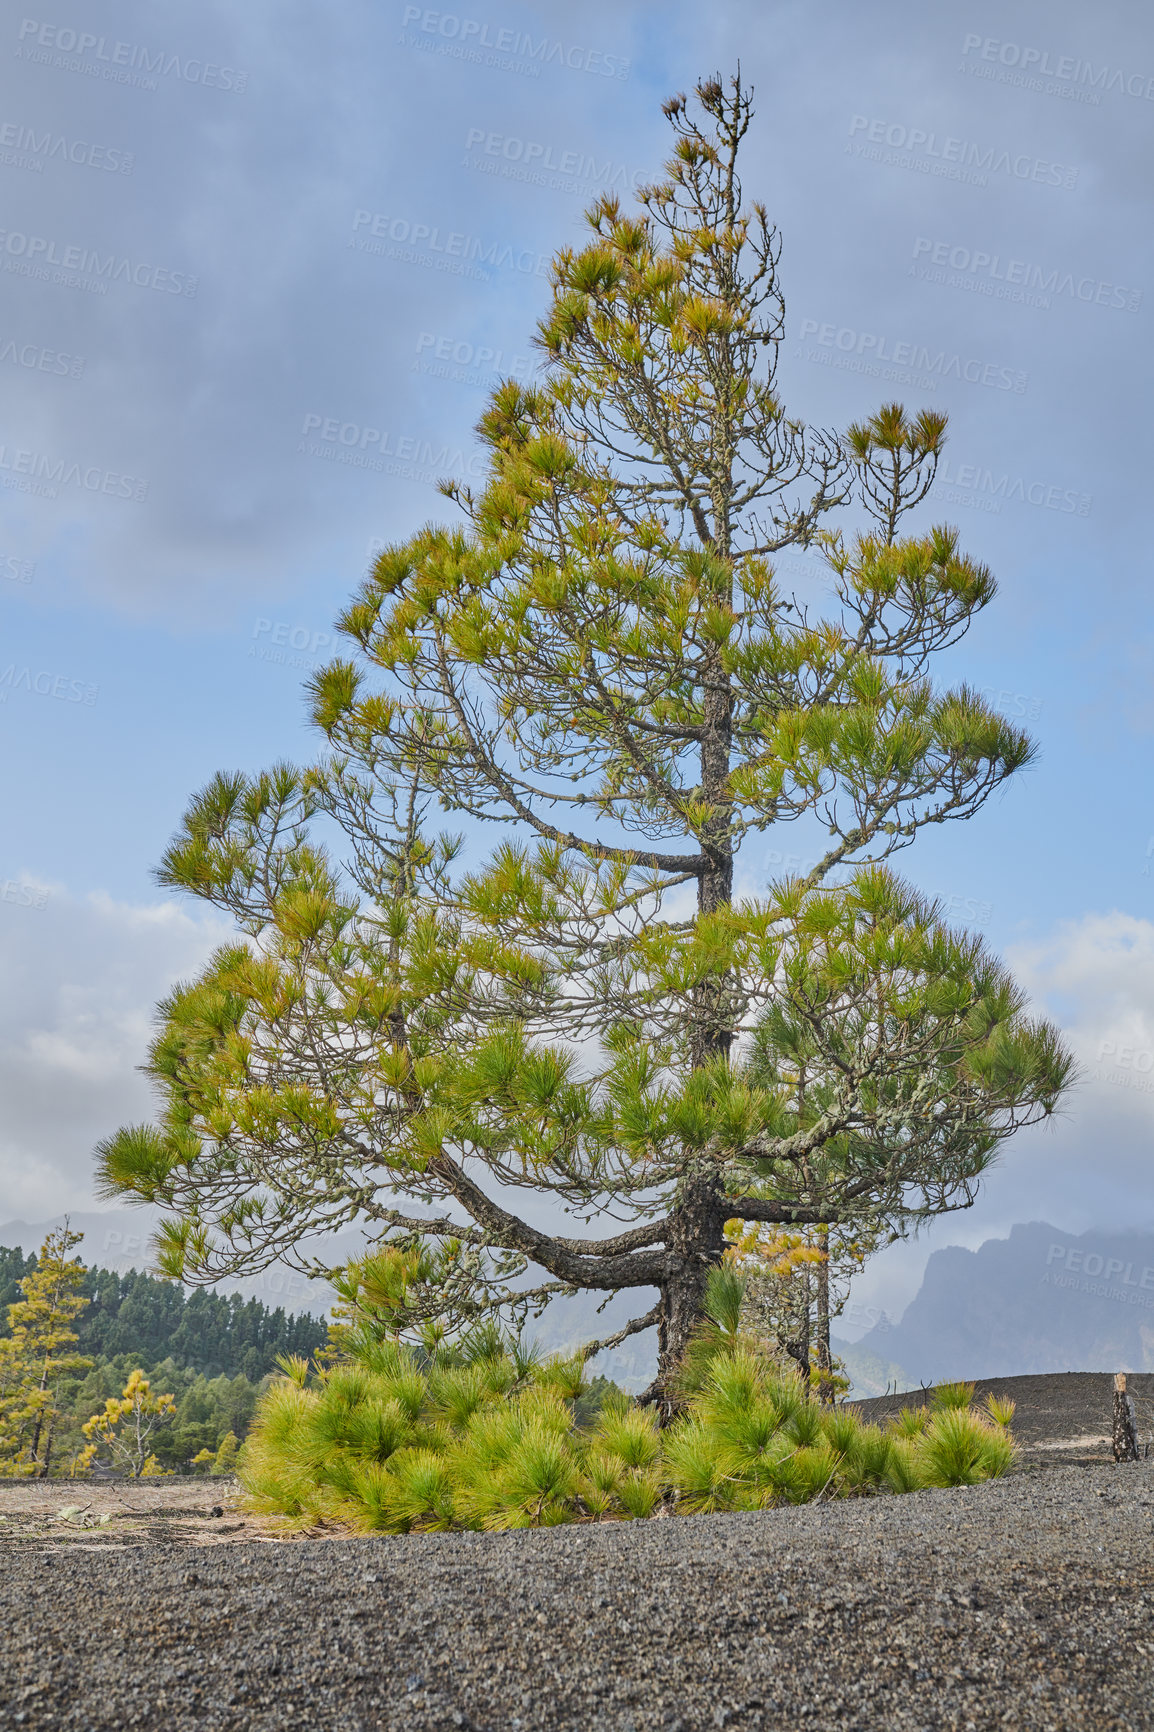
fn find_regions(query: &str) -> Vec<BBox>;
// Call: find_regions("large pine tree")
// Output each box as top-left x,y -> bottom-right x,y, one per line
98,77 -> 1070,1403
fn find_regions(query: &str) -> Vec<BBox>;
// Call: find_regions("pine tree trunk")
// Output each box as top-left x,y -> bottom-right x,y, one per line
795,1267 -> 812,1384
29,1354 -> 50,1473
653,1174 -> 728,1411
654,491 -> 735,1392
815,1226 -> 833,1404
40,1415 -> 55,1480
29,1408 -> 43,1471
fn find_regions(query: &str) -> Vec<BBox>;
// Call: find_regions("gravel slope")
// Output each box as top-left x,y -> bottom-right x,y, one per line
4,1460 -> 1153,1731
852,1371 -> 1154,1459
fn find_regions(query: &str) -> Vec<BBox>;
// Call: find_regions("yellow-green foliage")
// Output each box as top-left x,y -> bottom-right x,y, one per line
931,1380 -> 976,1412
911,1407 -> 1016,1487
79,1368 -> 177,1480
240,1338 -> 1018,1533
984,1392 -> 1016,1430
0,1226 -> 92,1477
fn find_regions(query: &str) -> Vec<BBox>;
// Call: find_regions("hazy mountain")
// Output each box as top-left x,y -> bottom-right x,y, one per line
528,1287 -> 658,1391
830,1334 -> 909,1400
855,1222 -> 1154,1388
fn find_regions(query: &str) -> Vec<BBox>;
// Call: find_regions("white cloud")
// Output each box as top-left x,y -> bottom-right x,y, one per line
0,886 -> 232,1218
1008,911 -> 1154,1157
1011,909 -> 1154,1055
844,911 -> 1154,1330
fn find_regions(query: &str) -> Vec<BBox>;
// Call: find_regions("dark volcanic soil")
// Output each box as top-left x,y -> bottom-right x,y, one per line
853,1370 -> 1154,1460
2,1375 -> 1152,1731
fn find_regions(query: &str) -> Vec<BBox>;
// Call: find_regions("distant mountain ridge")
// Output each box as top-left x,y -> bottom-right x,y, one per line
854,1222 -> 1154,1389
9,1212 -> 1152,1396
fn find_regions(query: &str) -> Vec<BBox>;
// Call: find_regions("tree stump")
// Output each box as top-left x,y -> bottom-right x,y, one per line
1113,1372 -> 1139,1463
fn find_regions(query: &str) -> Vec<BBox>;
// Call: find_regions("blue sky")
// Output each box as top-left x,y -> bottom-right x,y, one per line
2,0 -> 1153,1332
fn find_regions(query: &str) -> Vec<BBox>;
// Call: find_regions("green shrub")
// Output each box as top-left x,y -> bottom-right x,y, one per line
662,1420 -> 741,1514
840,1423 -> 892,1491
239,1325 -> 1017,1532
984,1393 -> 1016,1430
914,1407 -> 1017,1487
892,1402 -> 931,1437
821,1408 -> 862,1457
882,1436 -> 923,1494
931,1380 -> 976,1412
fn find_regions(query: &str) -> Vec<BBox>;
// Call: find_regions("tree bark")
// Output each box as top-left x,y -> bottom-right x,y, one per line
30,1353 -> 50,1476
783,1336 -> 810,1383
815,1226 -> 833,1404
652,1173 -> 728,1410
652,560 -> 736,1395
1113,1372 -> 1139,1463
794,1266 -> 812,1385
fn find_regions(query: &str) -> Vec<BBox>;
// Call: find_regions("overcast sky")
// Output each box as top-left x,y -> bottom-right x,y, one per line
2,0 -> 1153,1330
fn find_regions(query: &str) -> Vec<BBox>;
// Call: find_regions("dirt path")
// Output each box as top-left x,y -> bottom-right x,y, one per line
0,1474 -> 280,1550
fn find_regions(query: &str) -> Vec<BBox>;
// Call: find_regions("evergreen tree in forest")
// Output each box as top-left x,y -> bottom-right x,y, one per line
0,1245 -> 34,1317
0,1227 -> 91,1477
73,1267 -> 326,1377
0,1237 -> 300,1472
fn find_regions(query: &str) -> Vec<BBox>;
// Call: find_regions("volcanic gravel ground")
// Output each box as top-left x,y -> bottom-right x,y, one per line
3,1460 -> 1154,1731
854,1372 -> 1154,1460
